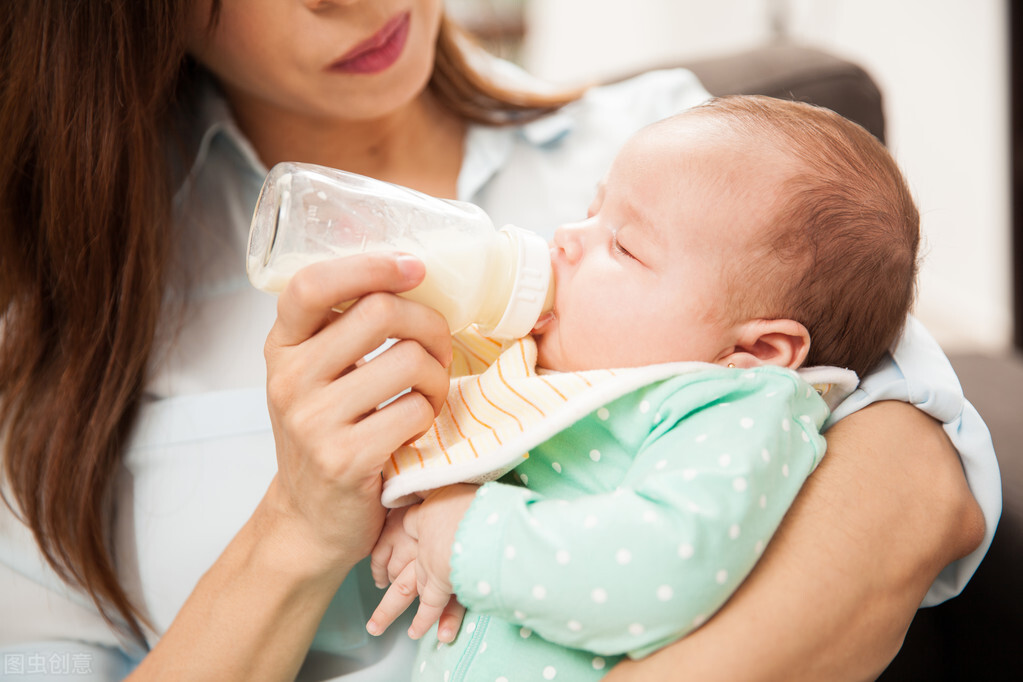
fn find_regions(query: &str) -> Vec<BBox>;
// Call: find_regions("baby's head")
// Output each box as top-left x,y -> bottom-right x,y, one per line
534,95 -> 919,377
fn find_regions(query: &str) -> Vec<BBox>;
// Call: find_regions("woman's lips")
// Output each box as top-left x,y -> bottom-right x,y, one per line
329,12 -> 410,75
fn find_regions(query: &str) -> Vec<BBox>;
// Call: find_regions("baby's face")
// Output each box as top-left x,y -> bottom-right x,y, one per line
534,116 -> 790,371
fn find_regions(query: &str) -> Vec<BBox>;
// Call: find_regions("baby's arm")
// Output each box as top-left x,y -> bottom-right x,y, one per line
449,369 -> 828,657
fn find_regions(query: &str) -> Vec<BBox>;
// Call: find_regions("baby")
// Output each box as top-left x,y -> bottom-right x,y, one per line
367,95 -> 919,681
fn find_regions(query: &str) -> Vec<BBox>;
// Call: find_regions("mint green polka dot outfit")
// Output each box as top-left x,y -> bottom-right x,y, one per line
413,365 -> 831,681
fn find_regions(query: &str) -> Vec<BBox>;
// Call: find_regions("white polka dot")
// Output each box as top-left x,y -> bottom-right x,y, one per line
532,585 -> 547,600
592,657 -> 606,670
568,620 -> 583,632
477,581 -> 491,595
504,545 -> 516,559
543,666 -> 557,680
733,477 -> 748,492
486,512 -> 499,524
682,468 -> 698,480
420,661 -> 426,673
589,449 -> 601,462
692,614 -> 708,627
478,486 -> 490,496
782,464 -> 790,477
555,549 -> 571,565
465,621 -> 476,634
766,391 -> 779,398
718,453 -> 731,467
800,414 -> 813,424
436,641 -> 444,651
497,677 -> 508,682
616,548 -> 632,564
729,524 -> 741,539
806,387 -> 813,398
520,474 -> 529,485
755,540 -> 765,555
759,494 -> 767,509
520,626 -> 533,638
639,400 -> 651,413
591,588 -> 608,604
740,417 -> 755,429
480,642 -> 488,654
597,407 -> 610,421
628,623 -> 645,636
655,459 -> 668,470
686,501 -> 701,513
782,418 -> 791,431
453,542 -> 463,555
657,585 -> 673,601
801,431 -> 810,442
552,462 -> 562,473
695,433 -> 708,443
444,671 -> 450,682
678,543 -> 694,559
716,569 -> 728,584
742,372 -> 756,380
583,515 -> 599,528
761,448 -> 771,462
514,610 -> 526,620
643,509 -> 659,523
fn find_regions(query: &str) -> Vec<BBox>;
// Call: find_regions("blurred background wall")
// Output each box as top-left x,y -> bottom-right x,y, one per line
449,0 -> 1012,354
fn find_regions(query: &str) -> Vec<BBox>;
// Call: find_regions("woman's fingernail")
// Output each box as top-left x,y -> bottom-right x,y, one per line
438,627 -> 453,642
366,620 -> 380,636
396,254 -> 423,280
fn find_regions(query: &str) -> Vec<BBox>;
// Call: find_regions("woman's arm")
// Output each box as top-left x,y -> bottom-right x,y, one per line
128,253 -> 453,681
604,400 -> 984,681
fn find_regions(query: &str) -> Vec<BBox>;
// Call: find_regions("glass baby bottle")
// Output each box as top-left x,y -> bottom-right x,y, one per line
246,162 -> 554,340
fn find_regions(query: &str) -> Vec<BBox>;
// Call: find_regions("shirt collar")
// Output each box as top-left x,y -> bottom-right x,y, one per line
174,66 -> 578,206
172,77 -> 267,206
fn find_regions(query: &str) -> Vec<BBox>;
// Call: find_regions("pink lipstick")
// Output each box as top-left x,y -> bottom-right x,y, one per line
330,12 -> 410,75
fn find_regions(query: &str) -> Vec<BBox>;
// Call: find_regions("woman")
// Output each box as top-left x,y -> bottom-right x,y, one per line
0,1 -> 995,680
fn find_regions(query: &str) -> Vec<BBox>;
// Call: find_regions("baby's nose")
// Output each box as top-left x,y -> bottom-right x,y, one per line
552,222 -> 585,264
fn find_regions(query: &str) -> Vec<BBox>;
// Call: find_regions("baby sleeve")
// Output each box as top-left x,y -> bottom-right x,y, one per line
448,368 -> 828,658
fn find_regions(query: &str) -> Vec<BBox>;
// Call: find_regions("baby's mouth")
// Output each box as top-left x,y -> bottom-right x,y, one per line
531,310 -> 557,335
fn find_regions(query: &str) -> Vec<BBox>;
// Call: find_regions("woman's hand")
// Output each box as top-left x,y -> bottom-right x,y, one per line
129,253 -> 454,682
263,252 -> 453,576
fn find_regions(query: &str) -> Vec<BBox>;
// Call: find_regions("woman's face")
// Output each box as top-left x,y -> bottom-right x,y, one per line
187,0 -> 444,121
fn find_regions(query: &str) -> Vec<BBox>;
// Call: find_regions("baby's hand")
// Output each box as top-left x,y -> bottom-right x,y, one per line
366,484 -> 479,641
370,506 -> 417,588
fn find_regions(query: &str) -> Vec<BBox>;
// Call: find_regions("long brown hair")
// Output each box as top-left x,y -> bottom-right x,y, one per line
0,3 -> 580,641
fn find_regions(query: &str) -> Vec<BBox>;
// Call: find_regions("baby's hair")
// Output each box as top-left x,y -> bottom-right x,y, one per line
687,95 -> 920,376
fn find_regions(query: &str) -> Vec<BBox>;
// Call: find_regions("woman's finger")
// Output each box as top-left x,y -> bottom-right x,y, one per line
293,292 -> 453,384
269,252 -> 425,348
322,338 -> 451,418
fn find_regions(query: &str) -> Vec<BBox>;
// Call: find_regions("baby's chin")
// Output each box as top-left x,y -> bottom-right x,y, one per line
532,329 -> 565,372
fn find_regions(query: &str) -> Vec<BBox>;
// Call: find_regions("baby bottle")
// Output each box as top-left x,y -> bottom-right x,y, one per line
247,162 -> 554,339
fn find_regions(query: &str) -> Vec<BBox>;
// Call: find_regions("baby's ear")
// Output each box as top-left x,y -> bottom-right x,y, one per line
717,319 -> 810,370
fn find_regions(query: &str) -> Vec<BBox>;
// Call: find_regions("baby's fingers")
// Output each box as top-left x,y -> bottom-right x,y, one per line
408,583 -> 453,640
369,541 -> 393,589
436,596 -> 466,644
366,562 -> 419,637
